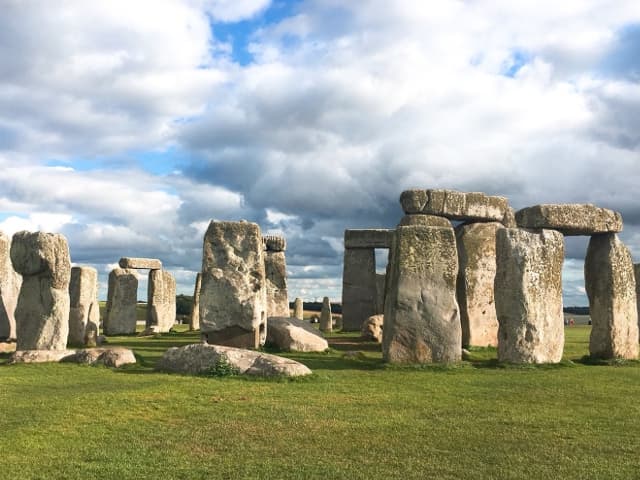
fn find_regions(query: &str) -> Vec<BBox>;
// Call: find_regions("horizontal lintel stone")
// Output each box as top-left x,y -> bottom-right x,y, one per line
118,257 -> 162,270
515,204 -> 623,236
344,229 -> 394,249
400,189 -> 509,222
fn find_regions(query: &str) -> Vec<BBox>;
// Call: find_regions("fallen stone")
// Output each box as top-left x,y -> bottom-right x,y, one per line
495,228 -> 565,363
0,232 -> 21,341
320,297 -> 332,333
397,214 -> 452,227
146,269 -> 176,333
361,314 -> 383,343
264,241 -> 289,318
515,204 -> 623,236
293,297 -> 304,320
585,234 -> 639,360
104,268 -> 138,335
400,189 -> 508,222
9,347 -> 136,367
118,257 -> 162,270
189,273 -> 202,331
266,316 -> 328,352
157,343 -> 312,377
11,231 -> 71,351
383,225 -> 461,363
342,248 -> 376,331
0,342 -> 16,353
68,266 -> 100,347
344,229 -> 394,249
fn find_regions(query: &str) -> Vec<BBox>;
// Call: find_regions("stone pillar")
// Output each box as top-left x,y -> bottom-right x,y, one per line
494,228 -> 564,363
147,269 -> 176,333
293,297 -> 304,320
69,266 -> 100,346
342,248 -> 376,331
104,268 -> 138,335
0,232 -> 21,341
11,231 -> 71,351
199,221 -> 267,349
455,222 -> 503,348
585,234 -> 639,360
375,273 -> 386,315
634,263 -> 640,342
382,225 -> 461,364
264,236 -> 289,318
320,296 -> 332,332
189,273 -> 202,331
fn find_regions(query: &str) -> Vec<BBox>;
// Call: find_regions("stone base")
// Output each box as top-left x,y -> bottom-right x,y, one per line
205,326 -> 262,349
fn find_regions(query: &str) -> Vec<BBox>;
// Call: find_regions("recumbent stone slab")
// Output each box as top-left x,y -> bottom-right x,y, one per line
0,232 -> 21,341
147,269 -> 176,333
494,228 -> 564,363
515,204 -> 622,236
11,231 -> 71,351
118,257 -> 162,270
69,266 -> 100,346
266,317 -> 328,352
400,189 -> 508,222
104,268 -> 138,335
585,234 -> 638,360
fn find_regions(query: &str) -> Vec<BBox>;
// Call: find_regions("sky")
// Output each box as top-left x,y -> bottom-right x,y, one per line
0,0 -> 639,305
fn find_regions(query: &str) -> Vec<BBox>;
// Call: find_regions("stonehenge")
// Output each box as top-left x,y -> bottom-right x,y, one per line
147,269 -> 176,333
0,232 -> 21,341
104,268 -> 138,335
264,235 -> 290,318
69,266 -> 100,346
320,296 -> 332,332
293,297 -> 304,320
189,272 -> 202,331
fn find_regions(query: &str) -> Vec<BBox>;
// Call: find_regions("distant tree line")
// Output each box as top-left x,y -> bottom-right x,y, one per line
563,306 -> 589,315
290,301 -> 342,314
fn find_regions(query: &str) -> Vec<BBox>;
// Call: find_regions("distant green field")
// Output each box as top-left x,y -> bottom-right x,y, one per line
99,300 -> 147,322
1,325 -> 639,479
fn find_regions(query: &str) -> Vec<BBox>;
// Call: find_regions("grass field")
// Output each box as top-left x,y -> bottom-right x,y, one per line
1,325 -> 639,479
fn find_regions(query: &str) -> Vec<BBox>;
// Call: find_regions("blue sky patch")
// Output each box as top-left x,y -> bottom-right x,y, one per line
501,49 -> 532,77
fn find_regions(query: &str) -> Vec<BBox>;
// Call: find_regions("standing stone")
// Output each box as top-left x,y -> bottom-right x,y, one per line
585,234 -> 639,360
495,228 -> 564,363
147,270 -> 176,333
375,273 -> 386,315
293,297 -> 304,320
383,225 -> 461,364
104,268 -> 138,335
189,273 -> 202,331
264,236 -> 289,318
320,297 -> 332,333
455,222 -> 503,347
199,221 -> 267,349
342,248 -> 376,331
11,231 -> 71,351
635,264 -> 640,340
68,267 -> 100,346
0,232 -> 21,341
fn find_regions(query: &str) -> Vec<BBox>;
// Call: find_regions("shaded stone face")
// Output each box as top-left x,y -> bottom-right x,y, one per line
397,214 -> 452,228
266,317 -> 328,352
495,228 -> 564,364
341,248 -> 377,331
189,273 -> 202,331
104,268 -> 138,335
147,270 -> 176,333
68,266 -> 100,346
0,232 -> 21,341
320,296 -> 332,332
383,225 -> 461,364
635,264 -> 640,339
293,297 -> 304,320
456,222 -> 503,348
399,189 -> 508,222
375,273 -> 386,315
11,231 -> 71,351
585,234 -> 639,360
265,250 -> 289,318
344,229 -> 394,249
118,257 -> 162,270
199,221 -> 267,349
262,235 -> 287,252
515,204 -> 623,236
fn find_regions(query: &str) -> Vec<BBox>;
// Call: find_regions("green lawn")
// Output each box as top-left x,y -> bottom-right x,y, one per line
1,325 -> 639,479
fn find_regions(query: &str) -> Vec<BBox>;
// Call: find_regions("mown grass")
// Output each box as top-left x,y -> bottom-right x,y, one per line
1,325 -> 639,479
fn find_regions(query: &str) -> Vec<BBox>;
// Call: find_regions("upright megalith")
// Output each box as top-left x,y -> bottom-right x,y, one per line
635,264 -> 640,338
0,232 -> 21,341
494,228 -> 564,363
69,267 -> 100,346
375,273 -> 386,314
263,235 -> 289,318
320,297 -> 332,332
11,231 -> 71,350
383,225 -> 461,364
585,234 -> 639,360
189,273 -> 202,331
146,269 -> 176,333
342,248 -> 376,331
104,268 -> 138,335
199,221 -> 267,349
455,222 -> 503,347
293,297 -> 304,320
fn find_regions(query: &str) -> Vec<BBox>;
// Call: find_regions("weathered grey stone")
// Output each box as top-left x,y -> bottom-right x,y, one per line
515,204 -> 623,236
383,225 -> 461,363
146,269 -> 176,333
118,257 -> 162,270
293,297 -> 304,320
501,207 -> 517,228
9,347 -> 136,367
0,232 -> 21,341
189,273 -> 202,331
157,343 -> 312,377
11,231 -> 71,351
68,267 -> 100,347
397,214 -> 452,228
375,273 -> 386,314
265,248 -> 289,318
456,222 -> 503,347
635,264 -> 640,339
104,268 -> 138,335
495,228 -> 564,363
320,297 -> 332,332
585,234 -> 639,360
400,189 -> 508,222
342,248 -> 376,331
361,314 -> 383,343
344,230 -> 394,249
266,316 -> 328,352
0,342 -> 16,353
263,235 -> 287,252
199,221 -> 267,349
